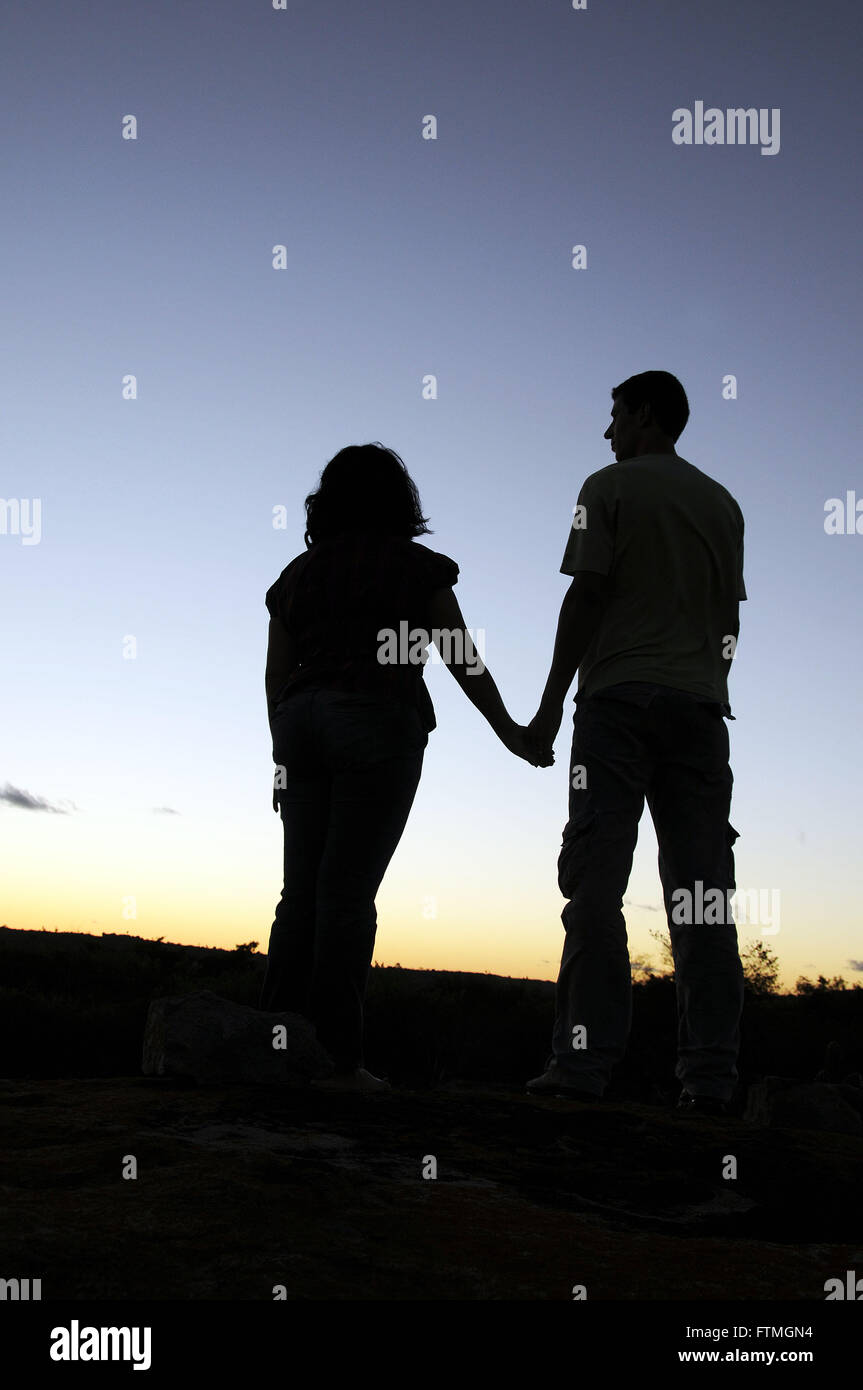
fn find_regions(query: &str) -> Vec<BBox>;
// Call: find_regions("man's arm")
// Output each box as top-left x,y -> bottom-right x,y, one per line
528,572 -> 608,748
265,614 -> 299,721
539,572 -> 607,705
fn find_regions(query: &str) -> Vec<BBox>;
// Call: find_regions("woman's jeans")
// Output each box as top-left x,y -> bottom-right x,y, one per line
260,687 -> 426,1069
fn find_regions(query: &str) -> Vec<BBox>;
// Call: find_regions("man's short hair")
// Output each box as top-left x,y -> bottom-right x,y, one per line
611,371 -> 690,442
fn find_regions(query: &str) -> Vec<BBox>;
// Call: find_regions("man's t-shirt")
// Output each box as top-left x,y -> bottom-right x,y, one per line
560,453 -> 746,716
265,531 -> 459,733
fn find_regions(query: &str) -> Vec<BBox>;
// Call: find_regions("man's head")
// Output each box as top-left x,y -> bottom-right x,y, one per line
604,371 -> 689,462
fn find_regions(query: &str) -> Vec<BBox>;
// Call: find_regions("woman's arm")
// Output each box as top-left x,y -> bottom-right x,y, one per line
425,585 -> 516,741
265,614 -> 299,720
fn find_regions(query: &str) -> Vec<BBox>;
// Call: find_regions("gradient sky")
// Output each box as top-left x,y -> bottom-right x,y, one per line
2,0 -> 861,991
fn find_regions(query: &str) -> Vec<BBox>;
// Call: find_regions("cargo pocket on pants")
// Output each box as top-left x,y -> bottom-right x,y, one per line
557,810 -> 597,898
726,822 -> 740,892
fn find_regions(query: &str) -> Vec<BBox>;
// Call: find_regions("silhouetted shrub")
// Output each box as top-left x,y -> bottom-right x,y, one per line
0,927 -> 859,1091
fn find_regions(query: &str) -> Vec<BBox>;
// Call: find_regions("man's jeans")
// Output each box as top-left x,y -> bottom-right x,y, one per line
260,687 -> 426,1069
551,686 -> 744,1100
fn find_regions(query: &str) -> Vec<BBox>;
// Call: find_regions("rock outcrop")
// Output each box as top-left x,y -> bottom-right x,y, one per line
744,1075 -> 863,1135
141,990 -> 334,1085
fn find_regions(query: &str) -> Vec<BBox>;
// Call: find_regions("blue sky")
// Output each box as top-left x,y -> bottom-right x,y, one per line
2,0 -> 861,989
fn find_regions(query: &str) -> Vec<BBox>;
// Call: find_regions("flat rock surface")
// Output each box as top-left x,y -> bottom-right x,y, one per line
1,1078 -> 859,1300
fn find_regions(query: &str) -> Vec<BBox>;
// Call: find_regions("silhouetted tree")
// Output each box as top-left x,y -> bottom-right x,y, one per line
647,928 -> 675,976
647,929 -> 782,995
740,939 -> 780,995
630,954 -> 659,983
794,974 -> 850,994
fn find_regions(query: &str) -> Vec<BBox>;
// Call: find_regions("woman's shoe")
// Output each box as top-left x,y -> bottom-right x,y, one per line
312,1068 -> 392,1092
676,1090 -> 728,1115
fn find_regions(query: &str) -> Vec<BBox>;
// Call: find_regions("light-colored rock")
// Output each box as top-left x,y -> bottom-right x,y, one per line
744,1076 -> 862,1135
142,990 -> 334,1085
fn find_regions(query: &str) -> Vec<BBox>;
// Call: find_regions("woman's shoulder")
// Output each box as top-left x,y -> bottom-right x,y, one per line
389,537 -> 459,586
265,552 -> 308,613
266,536 -> 460,612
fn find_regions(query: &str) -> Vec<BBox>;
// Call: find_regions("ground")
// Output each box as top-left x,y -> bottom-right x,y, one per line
1,1077 -> 859,1300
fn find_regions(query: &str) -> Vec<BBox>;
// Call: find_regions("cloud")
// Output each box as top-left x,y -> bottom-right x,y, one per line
0,784 -> 76,813
848,960 -> 863,973
153,807 -> 181,815
623,898 -> 662,912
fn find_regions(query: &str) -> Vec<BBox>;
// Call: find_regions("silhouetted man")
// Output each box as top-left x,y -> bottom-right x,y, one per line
527,371 -> 746,1115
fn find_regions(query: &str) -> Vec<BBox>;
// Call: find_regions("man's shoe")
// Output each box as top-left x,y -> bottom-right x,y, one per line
526,1070 -> 603,1102
312,1067 -> 391,1093
676,1090 -> 728,1116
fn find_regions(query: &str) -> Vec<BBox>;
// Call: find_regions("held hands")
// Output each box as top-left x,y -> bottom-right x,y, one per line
526,701 -> 564,757
499,717 -> 555,767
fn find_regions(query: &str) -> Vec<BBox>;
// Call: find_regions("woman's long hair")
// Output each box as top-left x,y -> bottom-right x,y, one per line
303,443 -> 432,548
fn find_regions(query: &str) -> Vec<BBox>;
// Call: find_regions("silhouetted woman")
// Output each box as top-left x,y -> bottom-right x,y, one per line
260,443 -> 548,1091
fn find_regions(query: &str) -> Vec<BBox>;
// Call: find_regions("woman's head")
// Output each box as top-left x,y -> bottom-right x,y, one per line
303,442 -> 432,547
